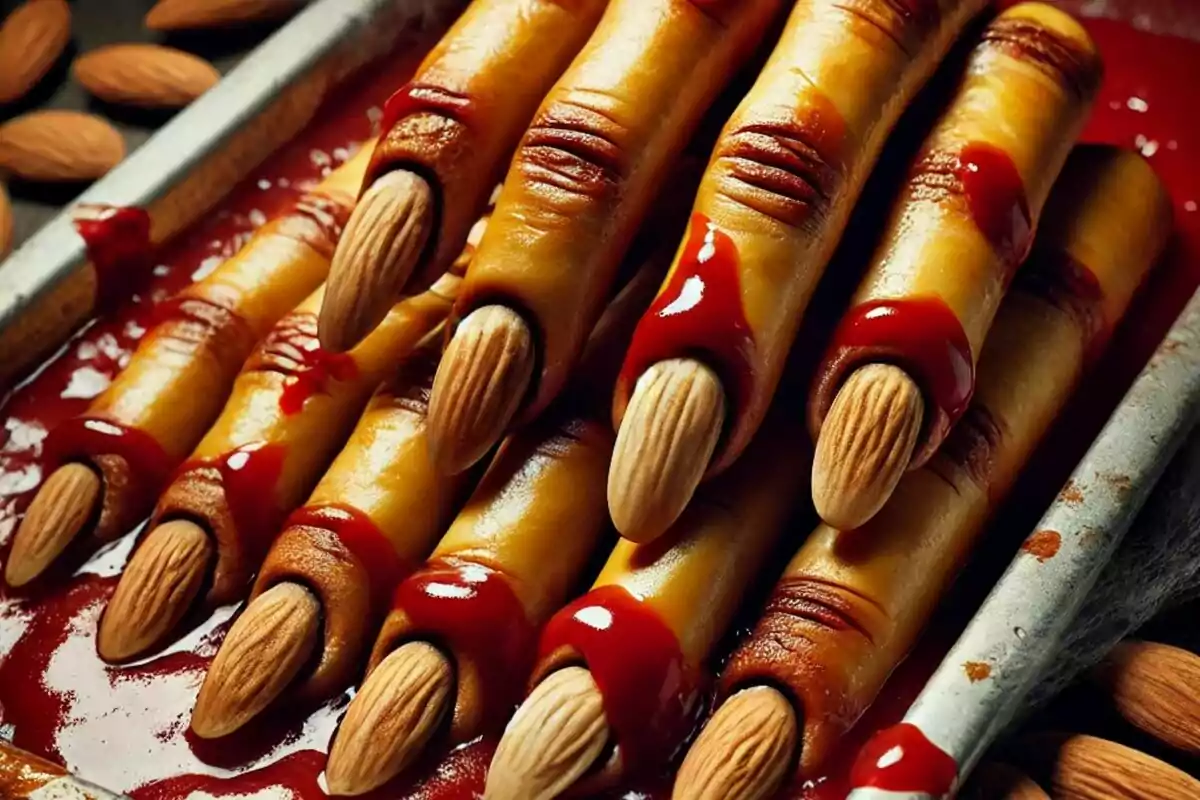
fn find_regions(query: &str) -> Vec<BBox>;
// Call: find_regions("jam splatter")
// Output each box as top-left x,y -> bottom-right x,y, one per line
1021,529 -> 1062,562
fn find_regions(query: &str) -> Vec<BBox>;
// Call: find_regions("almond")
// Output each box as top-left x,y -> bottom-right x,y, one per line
608,358 -> 727,543
812,363 -> 924,530
486,667 -> 610,800
1020,732 -> 1200,799
1093,640 -> 1200,756
0,184 -> 13,260
191,582 -> 321,738
0,110 -> 125,182
145,0 -> 301,31
74,44 -> 220,109
675,686 -> 798,800
4,463 -> 101,587
0,0 -> 71,105
326,641 -> 454,795
97,519 -> 212,663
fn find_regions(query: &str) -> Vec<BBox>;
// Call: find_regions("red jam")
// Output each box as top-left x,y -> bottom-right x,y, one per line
41,417 -> 174,510
816,296 -> 975,450
955,142 -> 1034,276
283,504 -> 407,607
268,331 -> 360,416
176,442 -> 287,557
390,559 -> 537,725
848,722 -> 959,795
619,213 -> 754,414
73,205 -> 153,311
538,585 -> 703,773
1,8 -> 1199,800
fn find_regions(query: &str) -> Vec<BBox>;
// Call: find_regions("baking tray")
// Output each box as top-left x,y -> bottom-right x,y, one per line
0,0 -> 292,250
0,0 -> 463,389
0,0 -> 1197,797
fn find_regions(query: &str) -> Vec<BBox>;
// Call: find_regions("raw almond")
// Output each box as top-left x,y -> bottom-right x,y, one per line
675,686 -> 798,800
145,0 -> 302,31
0,0 -> 71,105
1093,640 -> 1200,755
0,184 -> 12,260
1021,732 -> 1200,799
0,110 -> 125,182
74,44 -> 220,109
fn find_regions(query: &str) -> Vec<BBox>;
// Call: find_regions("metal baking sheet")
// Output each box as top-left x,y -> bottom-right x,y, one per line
0,0 -> 464,387
0,0 -> 293,250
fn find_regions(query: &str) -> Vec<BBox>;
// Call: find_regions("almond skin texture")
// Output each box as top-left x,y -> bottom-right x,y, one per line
674,686 -> 798,800
1093,640 -> 1200,756
191,582 -> 321,739
145,0 -> 301,31
325,642 -> 454,796
0,0 -> 72,105
812,363 -> 924,530
1021,732 -> 1200,799
0,111 -> 125,182
486,667 -> 609,800
427,305 -> 535,475
74,44 -> 220,109
97,519 -> 212,663
608,358 -> 726,544
4,463 -> 101,587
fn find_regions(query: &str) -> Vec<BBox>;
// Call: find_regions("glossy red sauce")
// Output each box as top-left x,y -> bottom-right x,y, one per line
958,141 -> 1034,275
73,205 -> 153,311
389,559 -> 536,726
817,296 -> 975,451
284,504 -> 407,608
848,722 -> 959,795
41,417 -> 174,513
538,585 -> 704,774
619,212 -> 754,414
177,442 -> 287,558
263,317 -> 360,416
0,8 -> 1197,799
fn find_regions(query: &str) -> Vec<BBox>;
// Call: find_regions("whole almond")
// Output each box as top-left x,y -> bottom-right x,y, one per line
675,686 -> 798,800
74,44 -> 220,109
0,0 -> 71,105
1093,640 -> 1200,755
0,110 -> 125,182
1023,732 -> 1200,799
0,184 -> 12,260
145,0 -> 302,31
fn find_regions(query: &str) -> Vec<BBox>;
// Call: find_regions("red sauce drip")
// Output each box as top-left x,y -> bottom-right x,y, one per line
538,585 -> 702,773
619,213 -> 754,413
278,347 -> 358,415
848,722 -> 959,795
42,417 -> 174,509
377,81 -> 474,146
390,559 -> 536,725
958,142 -> 1034,276
818,297 -> 974,448
73,205 -> 153,311
284,504 -> 405,607
1,12 -> 1198,800
177,442 -> 287,555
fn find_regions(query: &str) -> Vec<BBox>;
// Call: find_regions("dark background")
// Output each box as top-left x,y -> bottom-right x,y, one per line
0,0 -> 294,250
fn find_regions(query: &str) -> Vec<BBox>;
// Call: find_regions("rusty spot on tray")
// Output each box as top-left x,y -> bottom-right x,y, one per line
1058,480 -> 1084,505
964,661 -> 992,682
1100,471 -> 1133,497
1078,526 -> 1101,549
1021,529 -> 1062,562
